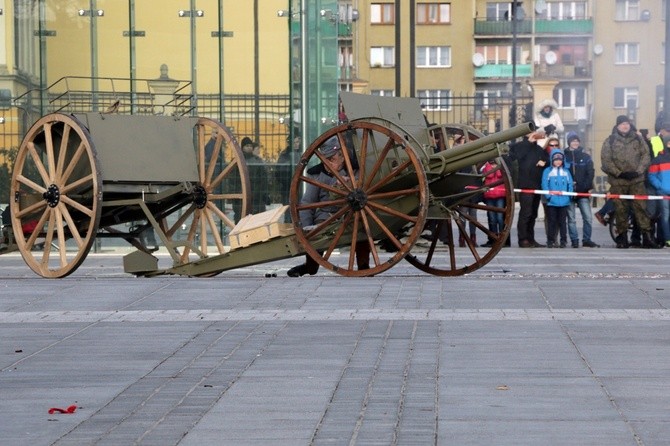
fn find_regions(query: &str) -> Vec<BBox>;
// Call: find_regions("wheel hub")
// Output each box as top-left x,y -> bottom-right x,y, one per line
346,188 -> 367,211
193,185 -> 208,209
43,184 -> 60,208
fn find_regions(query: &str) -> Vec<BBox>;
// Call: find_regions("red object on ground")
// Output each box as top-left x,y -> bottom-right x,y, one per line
48,405 -> 77,414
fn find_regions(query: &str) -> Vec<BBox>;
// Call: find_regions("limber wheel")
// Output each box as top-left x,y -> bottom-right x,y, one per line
10,113 -> 102,278
405,124 -> 515,276
163,118 -> 250,266
289,120 -> 429,277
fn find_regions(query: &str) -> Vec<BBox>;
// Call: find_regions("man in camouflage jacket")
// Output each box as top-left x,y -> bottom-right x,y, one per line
601,115 -> 660,248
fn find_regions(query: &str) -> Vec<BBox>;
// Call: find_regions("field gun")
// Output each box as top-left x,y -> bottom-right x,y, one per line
285,99 -> 535,277
6,90 -> 534,278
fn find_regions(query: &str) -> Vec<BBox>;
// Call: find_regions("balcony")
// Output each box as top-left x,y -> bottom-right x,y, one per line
535,19 -> 592,34
537,62 -> 592,79
474,18 -> 592,36
475,64 -> 532,79
474,19 -> 531,35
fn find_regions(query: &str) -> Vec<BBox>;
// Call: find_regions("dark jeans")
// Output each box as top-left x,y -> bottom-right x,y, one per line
545,205 -> 568,245
517,193 -> 541,243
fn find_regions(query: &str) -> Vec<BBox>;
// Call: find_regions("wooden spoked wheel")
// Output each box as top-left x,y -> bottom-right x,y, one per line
404,124 -> 515,276
163,117 -> 250,265
289,120 -> 429,277
10,113 -> 102,278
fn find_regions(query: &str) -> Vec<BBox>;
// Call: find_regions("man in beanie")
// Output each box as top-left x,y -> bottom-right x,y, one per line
287,137 -> 370,276
564,132 -> 598,248
601,115 -> 660,248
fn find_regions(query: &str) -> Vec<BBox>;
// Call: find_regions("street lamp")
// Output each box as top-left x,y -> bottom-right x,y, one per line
78,9 -> 104,17
77,1 -> 104,111
178,9 -> 204,18
179,1 -> 204,114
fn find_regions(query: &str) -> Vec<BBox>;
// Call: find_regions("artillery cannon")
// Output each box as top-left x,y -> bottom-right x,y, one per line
9,112 -> 251,278
284,92 -> 535,277
7,90 -> 533,278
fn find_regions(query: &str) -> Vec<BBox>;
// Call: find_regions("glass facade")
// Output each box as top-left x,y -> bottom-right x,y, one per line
1,0 -> 342,248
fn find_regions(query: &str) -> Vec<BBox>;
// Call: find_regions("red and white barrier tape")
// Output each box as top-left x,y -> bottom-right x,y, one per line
513,188 -> 670,201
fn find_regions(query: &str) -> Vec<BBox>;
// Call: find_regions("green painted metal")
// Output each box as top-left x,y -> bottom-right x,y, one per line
76,113 -> 200,183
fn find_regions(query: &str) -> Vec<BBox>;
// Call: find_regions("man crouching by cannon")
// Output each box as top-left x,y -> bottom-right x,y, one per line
287,137 -> 370,277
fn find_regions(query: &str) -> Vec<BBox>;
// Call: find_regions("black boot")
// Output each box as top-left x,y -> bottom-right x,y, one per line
615,233 -> 629,249
287,264 -> 309,277
642,232 -> 662,249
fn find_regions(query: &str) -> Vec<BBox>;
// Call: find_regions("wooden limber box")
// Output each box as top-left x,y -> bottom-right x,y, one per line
228,205 -> 294,250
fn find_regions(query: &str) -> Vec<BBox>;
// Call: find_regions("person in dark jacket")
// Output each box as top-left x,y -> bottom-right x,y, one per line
508,131 -> 548,247
275,132 -> 302,205
648,134 -> 670,247
601,115 -> 660,248
564,132 -> 599,248
287,137 -> 370,277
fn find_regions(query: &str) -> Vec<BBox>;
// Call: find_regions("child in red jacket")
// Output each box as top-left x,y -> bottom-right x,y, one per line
480,159 -> 507,247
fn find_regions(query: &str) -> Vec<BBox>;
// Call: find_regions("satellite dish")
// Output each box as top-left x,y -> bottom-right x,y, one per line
472,53 -> 485,67
535,0 -> 547,14
593,44 -> 604,56
545,51 -> 557,65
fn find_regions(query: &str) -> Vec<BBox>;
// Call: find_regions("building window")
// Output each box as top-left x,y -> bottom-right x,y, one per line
555,87 -> 586,108
486,2 -> 510,21
371,89 -> 395,97
543,2 -> 588,20
615,43 -> 640,64
614,87 -> 639,109
418,90 -> 451,110
371,3 -> 395,24
476,45 -> 522,64
417,46 -> 451,67
417,3 -> 451,24
370,47 -> 395,67
615,0 -> 640,21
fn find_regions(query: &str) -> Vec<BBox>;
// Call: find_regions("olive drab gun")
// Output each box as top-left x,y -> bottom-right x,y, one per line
7,88 -> 533,278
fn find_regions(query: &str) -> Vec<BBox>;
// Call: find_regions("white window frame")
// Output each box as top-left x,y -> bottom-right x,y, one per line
615,0 -> 640,21
418,90 -> 452,111
486,2 -> 511,21
555,87 -> 587,109
416,46 -> 452,67
371,3 -> 395,24
615,43 -> 640,65
614,87 -> 639,109
371,89 -> 395,97
370,47 -> 395,67
417,3 -> 451,24
545,2 -> 588,20
476,45 -> 518,65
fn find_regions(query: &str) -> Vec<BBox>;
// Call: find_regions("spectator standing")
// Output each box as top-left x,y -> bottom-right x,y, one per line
480,158 -> 507,247
647,134 -> 670,247
533,98 -> 564,148
541,149 -> 573,248
564,132 -> 599,248
601,115 -> 660,249
234,136 -> 270,220
276,133 -> 302,205
508,131 -> 548,247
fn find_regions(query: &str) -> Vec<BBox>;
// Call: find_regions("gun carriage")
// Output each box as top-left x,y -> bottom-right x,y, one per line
7,89 -> 533,278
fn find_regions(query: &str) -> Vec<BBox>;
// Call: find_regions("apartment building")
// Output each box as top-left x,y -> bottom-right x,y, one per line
346,0 -> 667,181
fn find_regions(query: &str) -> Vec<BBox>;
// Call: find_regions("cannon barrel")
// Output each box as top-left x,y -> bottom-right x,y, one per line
427,121 -> 536,175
